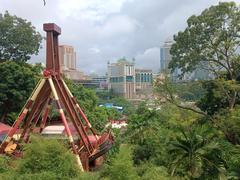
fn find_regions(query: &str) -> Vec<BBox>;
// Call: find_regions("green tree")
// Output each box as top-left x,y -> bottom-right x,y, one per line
137,163 -> 170,180
101,145 -> 139,180
169,126 -> 226,179
154,77 -> 207,117
66,79 -> 98,112
127,102 -> 197,167
175,81 -> 205,101
169,2 -> 240,110
17,136 -> 80,178
87,106 -> 109,132
0,11 -> 42,62
214,106 -> 240,145
65,79 -> 110,132
197,79 -> 234,115
0,61 -> 40,124
0,155 -> 11,174
109,97 -> 135,115
105,108 -> 121,120
0,136 -> 90,180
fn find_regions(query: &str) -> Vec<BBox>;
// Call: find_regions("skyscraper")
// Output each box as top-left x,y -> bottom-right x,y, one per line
160,40 -> 179,81
58,45 -> 85,80
160,40 -> 173,73
159,40 -> 210,82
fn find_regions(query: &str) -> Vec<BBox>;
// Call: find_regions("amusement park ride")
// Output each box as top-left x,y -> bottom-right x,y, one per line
0,23 -> 113,171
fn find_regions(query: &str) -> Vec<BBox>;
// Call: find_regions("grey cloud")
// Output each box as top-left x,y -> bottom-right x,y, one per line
0,0 -> 236,75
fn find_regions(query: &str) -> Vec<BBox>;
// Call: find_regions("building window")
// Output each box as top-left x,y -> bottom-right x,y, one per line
110,77 -> 124,83
141,74 -> 144,82
136,73 -> 140,82
126,76 -> 133,82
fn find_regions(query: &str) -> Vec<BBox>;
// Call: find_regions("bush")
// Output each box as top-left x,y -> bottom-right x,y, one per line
137,163 -> 170,180
17,136 -> 80,178
0,155 -> 10,173
101,145 -> 139,180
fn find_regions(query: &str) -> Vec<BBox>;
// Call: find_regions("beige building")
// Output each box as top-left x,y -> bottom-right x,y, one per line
135,69 -> 153,99
59,45 -> 76,70
59,45 -> 86,81
108,59 -> 153,100
108,59 -> 136,99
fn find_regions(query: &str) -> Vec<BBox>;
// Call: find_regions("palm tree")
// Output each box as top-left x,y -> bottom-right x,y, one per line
169,125 -> 226,179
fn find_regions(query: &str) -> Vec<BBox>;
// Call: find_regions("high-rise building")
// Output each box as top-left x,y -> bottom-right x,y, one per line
160,40 -> 211,82
59,45 -> 76,71
160,40 -> 179,81
160,40 -> 173,73
58,45 -> 85,81
108,59 -> 136,99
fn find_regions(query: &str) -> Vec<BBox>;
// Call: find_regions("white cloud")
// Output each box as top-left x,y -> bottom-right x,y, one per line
0,0 -> 236,75
96,15 -> 138,38
58,0 -> 129,21
88,47 -> 101,54
135,47 -> 160,72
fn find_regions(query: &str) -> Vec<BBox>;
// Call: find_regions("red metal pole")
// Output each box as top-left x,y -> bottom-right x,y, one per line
39,98 -> 52,133
62,80 -> 98,139
24,96 -> 50,143
48,77 -> 84,171
53,77 -> 93,154
20,81 -> 49,141
0,78 -> 46,153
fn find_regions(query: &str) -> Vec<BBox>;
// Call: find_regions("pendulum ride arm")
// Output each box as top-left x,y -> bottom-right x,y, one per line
62,80 -> 98,140
19,82 -> 50,142
39,98 -> 52,133
0,78 -> 46,153
43,24 -> 89,170
53,77 -> 94,153
48,77 -> 83,171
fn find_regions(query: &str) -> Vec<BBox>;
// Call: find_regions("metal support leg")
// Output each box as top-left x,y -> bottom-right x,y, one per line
48,77 -> 84,171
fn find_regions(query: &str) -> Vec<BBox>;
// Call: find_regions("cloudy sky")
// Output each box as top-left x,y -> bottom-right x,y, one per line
0,0 -> 235,75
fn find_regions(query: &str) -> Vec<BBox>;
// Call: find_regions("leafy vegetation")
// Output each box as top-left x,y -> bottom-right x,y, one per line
101,145 -> 139,180
169,1 -> 240,110
0,11 -> 42,62
0,61 -> 41,124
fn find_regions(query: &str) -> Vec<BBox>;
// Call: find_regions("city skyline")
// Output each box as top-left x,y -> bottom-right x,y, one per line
0,0 -> 235,75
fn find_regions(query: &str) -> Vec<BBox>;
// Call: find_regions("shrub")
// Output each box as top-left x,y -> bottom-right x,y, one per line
17,136 -> 80,178
101,145 -> 139,180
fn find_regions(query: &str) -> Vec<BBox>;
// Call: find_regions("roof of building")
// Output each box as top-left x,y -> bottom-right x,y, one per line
110,58 -> 134,66
0,122 -> 11,134
135,68 -> 153,73
59,44 -> 74,48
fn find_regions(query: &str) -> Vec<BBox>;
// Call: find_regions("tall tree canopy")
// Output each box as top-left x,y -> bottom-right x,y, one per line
170,2 -> 240,79
0,11 -> 42,62
169,2 -> 240,109
0,61 -> 40,124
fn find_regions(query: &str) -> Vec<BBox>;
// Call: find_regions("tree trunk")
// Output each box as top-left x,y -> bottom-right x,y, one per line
0,111 -> 7,123
229,91 -> 237,110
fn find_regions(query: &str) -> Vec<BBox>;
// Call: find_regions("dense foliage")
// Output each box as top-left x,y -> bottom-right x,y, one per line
65,79 -> 121,132
0,61 -> 41,124
0,11 -> 42,62
169,1 -> 240,110
0,136 -> 95,179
